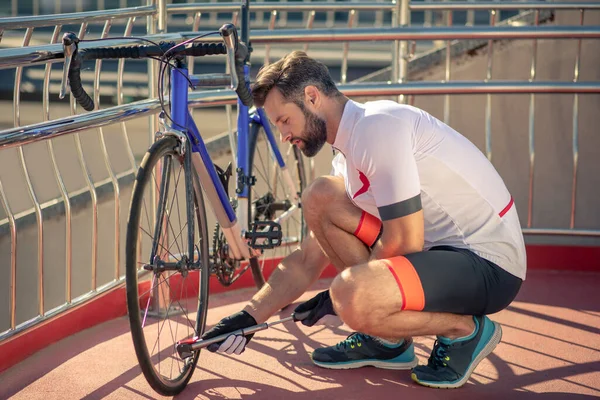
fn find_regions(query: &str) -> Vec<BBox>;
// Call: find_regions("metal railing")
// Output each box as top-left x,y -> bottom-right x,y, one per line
0,0 -> 599,346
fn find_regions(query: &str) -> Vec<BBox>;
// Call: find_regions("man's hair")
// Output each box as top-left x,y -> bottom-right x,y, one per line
252,51 -> 342,108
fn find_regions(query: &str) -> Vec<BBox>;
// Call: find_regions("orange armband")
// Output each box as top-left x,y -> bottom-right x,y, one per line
354,211 -> 382,248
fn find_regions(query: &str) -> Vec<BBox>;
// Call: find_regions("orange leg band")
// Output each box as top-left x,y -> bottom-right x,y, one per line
383,256 -> 425,311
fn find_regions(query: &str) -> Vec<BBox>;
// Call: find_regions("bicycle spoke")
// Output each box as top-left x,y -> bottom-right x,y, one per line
149,276 -> 193,373
165,165 -> 184,257
150,274 -> 170,364
139,225 -> 179,262
142,198 -> 152,246
161,272 -> 196,331
141,273 -> 158,328
173,165 -> 185,255
166,221 -> 188,257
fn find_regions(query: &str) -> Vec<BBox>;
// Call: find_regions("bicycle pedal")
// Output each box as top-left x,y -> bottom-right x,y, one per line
245,221 -> 283,249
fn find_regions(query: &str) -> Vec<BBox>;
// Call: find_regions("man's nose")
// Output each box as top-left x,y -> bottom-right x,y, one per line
280,131 -> 292,143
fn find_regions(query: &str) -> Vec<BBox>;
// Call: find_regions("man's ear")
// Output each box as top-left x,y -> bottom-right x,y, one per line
304,85 -> 320,109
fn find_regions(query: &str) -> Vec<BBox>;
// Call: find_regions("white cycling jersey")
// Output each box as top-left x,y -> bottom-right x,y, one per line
331,100 -> 527,280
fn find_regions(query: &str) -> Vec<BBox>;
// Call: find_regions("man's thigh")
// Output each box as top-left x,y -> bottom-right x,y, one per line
401,246 -> 522,315
341,246 -> 521,317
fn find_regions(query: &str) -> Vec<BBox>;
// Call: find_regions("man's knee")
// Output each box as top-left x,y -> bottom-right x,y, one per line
330,266 -> 381,332
301,176 -> 344,221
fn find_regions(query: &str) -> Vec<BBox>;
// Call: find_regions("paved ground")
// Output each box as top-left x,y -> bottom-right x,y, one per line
1,269 -> 599,399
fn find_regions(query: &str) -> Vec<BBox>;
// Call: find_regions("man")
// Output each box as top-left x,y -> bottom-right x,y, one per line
201,51 -> 526,389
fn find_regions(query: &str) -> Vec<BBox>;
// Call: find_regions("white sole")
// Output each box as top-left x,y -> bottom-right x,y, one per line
412,322 -> 503,389
312,357 -> 419,370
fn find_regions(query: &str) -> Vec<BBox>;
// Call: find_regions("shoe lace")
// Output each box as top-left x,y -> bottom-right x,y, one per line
335,332 -> 368,350
428,340 -> 451,369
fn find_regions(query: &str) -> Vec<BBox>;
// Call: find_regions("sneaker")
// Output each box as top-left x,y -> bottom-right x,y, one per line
311,333 -> 418,370
411,315 -> 502,389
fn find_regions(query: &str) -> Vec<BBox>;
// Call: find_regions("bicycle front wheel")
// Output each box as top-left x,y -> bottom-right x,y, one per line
125,136 -> 210,396
247,122 -> 307,287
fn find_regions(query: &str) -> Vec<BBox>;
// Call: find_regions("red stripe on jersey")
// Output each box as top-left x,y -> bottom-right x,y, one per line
499,197 -> 514,218
353,170 -> 370,199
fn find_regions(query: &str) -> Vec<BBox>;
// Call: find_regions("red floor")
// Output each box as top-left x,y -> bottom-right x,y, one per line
1,269 -> 599,400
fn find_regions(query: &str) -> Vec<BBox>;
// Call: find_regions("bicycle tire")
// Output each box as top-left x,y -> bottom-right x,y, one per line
247,121 -> 307,288
125,136 -> 210,396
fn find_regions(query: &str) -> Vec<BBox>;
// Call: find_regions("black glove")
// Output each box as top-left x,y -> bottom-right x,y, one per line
201,310 -> 257,355
293,290 -> 336,327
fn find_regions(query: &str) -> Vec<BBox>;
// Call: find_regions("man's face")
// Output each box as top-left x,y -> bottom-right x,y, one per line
263,88 -> 327,158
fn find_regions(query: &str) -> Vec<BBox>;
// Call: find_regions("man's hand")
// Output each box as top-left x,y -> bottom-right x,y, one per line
201,310 -> 257,355
293,290 -> 336,327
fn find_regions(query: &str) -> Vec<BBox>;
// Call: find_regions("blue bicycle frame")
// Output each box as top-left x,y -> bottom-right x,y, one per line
169,61 -> 293,260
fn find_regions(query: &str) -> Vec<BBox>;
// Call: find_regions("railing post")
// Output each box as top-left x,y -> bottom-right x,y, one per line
148,0 -> 159,150
157,0 -> 167,34
393,0 -> 411,104
147,0 -> 159,303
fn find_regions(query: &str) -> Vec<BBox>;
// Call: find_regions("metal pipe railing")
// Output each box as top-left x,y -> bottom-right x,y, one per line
484,8 -> 496,161
167,1 -> 394,13
571,10 -> 585,230
94,19 -> 123,284
248,25 -> 600,42
3,25 -> 599,71
164,1 -> 600,13
13,27 -> 47,319
44,25 -> 74,305
0,178 -> 17,331
444,7 -> 452,124
527,10 -> 540,229
2,81 -> 599,151
0,5 -> 156,30
411,1 -> 600,10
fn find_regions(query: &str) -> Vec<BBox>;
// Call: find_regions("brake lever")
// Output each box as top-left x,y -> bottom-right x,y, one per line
59,32 -> 79,99
219,24 -> 239,91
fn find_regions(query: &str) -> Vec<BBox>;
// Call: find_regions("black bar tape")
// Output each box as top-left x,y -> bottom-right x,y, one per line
234,42 -> 253,107
80,42 -> 175,60
180,42 -> 227,57
68,53 -> 94,111
69,42 -> 228,112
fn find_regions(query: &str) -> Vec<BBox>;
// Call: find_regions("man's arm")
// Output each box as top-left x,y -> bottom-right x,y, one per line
350,114 -> 424,261
201,231 -> 330,354
242,231 -> 330,323
369,210 -> 424,260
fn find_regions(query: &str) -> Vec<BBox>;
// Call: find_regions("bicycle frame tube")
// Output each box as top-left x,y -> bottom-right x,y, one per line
236,67 -> 251,199
170,65 -> 250,260
170,65 -> 188,131
188,117 -> 250,260
235,65 -> 252,231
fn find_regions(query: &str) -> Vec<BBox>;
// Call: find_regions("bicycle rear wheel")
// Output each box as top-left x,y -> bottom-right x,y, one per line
125,136 -> 210,396
247,121 -> 307,287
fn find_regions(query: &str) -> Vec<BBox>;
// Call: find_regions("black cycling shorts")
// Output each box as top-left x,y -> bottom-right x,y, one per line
383,245 -> 523,316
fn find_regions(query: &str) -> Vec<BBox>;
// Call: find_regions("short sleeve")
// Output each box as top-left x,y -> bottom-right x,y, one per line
330,151 -> 345,178
351,115 -> 422,221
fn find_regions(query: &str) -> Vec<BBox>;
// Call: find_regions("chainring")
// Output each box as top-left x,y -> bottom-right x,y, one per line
211,222 -> 241,286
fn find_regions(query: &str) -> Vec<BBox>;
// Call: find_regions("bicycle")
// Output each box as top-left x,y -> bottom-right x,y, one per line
59,9 -> 307,396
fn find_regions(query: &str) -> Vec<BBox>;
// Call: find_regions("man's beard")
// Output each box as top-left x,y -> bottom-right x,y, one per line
298,107 -> 328,157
